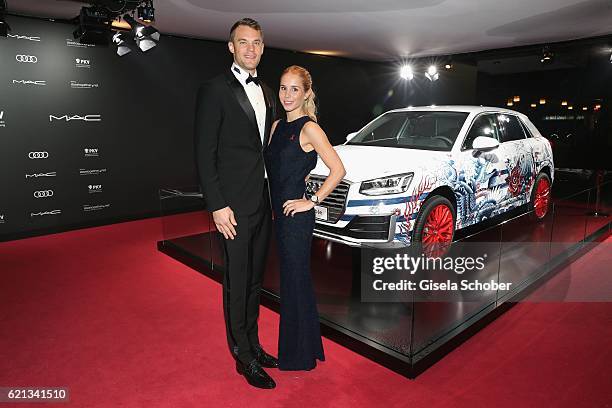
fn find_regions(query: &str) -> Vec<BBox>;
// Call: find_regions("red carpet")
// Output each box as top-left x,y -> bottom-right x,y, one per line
1,215 -> 611,408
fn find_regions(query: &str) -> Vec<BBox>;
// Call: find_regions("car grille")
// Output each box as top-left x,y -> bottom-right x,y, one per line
305,175 -> 350,223
316,215 -> 392,240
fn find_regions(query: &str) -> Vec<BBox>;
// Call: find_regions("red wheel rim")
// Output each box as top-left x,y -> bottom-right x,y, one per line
422,204 -> 454,244
533,178 -> 550,219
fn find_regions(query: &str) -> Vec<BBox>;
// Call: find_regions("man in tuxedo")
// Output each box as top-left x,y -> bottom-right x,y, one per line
194,18 -> 278,389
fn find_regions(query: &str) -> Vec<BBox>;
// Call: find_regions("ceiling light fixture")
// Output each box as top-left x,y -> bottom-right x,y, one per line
541,46 -> 554,64
123,14 -> 160,52
425,65 -> 439,81
138,0 -> 155,23
112,31 -> 132,56
73,6 -> 112,45
399,65 -> 414,80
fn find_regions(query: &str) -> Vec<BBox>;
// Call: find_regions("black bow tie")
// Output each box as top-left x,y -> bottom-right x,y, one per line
246,74 -> 260,86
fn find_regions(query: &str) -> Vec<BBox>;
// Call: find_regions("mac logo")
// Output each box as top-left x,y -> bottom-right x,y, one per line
8,34 -> 41,42
12,80 -> 46,86
49,114 -> 102,122
30,210 -> 61,217
25,172 -> 57,179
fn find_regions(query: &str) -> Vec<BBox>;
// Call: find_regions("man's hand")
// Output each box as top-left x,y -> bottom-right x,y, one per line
213,206 -> 238,239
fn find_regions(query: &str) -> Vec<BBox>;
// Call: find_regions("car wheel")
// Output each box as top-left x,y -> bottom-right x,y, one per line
530,173 -> 551,220
413,195 -> 456,257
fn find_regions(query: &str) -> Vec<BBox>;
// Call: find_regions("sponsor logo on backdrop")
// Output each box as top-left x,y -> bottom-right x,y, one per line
16,55 -> 38,64
84,148 -> 99,157
12,79 -> 46,86
49,114 -> 102,122
28,151 -> 49,159
80,168 -> 107,176
8,34 -> 41,42
30,209 -> 61,217
75,58 -> 91,69
33,190 -> 54,199
25,172 -> 57,179
0,214 -> 5,224
88,184 -> 103,194
66,39 -> 96,48
83,204 -> 110,212
70,81 -> 99,89
0,111 -> 5,128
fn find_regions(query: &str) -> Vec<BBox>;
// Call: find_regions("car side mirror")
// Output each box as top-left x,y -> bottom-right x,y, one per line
346,132 -> 358,142
472,136 -> 499,151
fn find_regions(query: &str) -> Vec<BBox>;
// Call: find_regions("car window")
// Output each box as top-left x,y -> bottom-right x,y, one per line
498,114 -> 527,142
348,111 -> 469,151
354,114 -> 407,144
462,114 -> 500,149
519,118 -> 533,138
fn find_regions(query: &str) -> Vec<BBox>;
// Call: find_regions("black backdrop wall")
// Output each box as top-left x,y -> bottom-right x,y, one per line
0,15 -> 477,240
1,14 -> 609,241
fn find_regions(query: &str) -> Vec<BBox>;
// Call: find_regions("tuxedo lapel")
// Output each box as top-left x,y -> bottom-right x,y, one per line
225,72 -> 262,147
261,83 -> 274,148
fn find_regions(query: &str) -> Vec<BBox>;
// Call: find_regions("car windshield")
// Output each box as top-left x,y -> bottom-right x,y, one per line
347,111 -> 469,151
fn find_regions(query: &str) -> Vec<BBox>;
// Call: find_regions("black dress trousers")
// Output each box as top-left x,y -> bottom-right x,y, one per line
221,181 -> 271,365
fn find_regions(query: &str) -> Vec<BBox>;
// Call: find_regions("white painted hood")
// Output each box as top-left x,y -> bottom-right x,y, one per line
311,144 -> 451,183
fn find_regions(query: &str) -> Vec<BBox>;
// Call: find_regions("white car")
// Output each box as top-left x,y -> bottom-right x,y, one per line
307,106 -> 554,248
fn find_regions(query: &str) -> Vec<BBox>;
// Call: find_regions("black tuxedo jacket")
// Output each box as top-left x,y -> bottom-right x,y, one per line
195,70 -> 277,215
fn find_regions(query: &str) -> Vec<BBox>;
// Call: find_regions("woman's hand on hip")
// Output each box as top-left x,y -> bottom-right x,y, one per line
282,198 -> 315,217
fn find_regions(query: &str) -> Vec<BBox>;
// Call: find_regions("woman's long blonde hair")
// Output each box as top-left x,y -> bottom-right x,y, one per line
282,65 -> 317,122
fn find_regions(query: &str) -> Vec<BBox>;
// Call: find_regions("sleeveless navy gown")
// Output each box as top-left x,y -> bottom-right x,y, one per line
264,116 -> 325,370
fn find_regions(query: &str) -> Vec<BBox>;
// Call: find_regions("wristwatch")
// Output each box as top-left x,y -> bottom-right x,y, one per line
310,194 -> 320,204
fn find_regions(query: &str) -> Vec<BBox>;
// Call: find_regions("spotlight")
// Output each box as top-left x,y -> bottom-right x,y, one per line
73,6 -> 112,46
513,96 -> 520,102
0,0 -> 10,37
443,56 -> 453,70
113,31 -> 132,56
561,101 -> 568,106
531,103 -> 537,108
425,65 -> 439,81
138,0 -> 155,23
123,14 -> 160,52
399,65 -> 414,80
541,46 -> 554,64
539,98 -> 546,105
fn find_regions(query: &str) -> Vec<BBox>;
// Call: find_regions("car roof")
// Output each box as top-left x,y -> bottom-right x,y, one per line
387,105 -> 527,116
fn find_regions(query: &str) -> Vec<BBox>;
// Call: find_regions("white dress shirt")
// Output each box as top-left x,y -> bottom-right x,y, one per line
231,63 -> 267,145
231,63 -> 268,179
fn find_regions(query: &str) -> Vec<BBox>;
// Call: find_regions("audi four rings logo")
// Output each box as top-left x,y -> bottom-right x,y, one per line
28,151 -> 49,159
34,190 -> 54,198
16,55 -> 38,63
49,114 -> 102,122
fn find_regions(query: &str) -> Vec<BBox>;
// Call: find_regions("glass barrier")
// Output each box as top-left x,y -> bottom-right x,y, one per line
159,173 -> 611,367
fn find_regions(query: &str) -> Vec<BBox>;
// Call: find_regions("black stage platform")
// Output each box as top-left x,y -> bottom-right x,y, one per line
157,172 -> 611,378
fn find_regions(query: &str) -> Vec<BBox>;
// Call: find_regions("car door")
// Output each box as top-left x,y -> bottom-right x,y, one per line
453,113 -> 511,228
496,113 -> 533,208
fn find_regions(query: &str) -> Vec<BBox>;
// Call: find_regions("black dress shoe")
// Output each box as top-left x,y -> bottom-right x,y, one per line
253,345 -> 279,368
236,359 -> 276,389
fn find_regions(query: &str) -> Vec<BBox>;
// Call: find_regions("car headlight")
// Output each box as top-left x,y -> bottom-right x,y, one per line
359,173 -> 413,196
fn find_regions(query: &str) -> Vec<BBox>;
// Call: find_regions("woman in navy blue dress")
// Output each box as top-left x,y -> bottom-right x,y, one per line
264,66 -> 345,371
